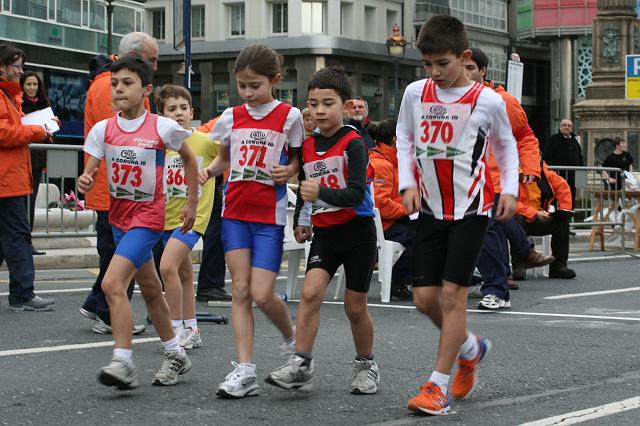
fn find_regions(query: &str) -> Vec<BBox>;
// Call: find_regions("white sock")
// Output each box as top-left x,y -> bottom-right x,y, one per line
113,348 -> 134,367
429,371 -> 450,395
184,318 -> 197,330
162,335 -> 181,353
171,319 -> 184,335
459,331 -> 479,360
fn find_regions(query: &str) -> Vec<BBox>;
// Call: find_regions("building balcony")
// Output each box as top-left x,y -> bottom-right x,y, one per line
517,0 -> 598,39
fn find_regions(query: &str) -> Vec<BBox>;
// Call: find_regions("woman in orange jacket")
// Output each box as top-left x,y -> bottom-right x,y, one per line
368,118 -> 414,300
0,43 -> 55,311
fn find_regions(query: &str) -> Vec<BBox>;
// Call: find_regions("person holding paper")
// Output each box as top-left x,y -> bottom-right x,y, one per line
20,71 -> 52,255
0,42 -> 55,311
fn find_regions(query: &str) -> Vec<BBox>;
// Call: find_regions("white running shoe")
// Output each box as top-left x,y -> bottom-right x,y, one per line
265,355 -> 314,390
217,362 -> 260,398
152,350 -> 192,386
92,318 -> 146,335
179,327 -> 202,350
478,294 -> 511,310
350,359 -> 380,394
98,357 -> 139,390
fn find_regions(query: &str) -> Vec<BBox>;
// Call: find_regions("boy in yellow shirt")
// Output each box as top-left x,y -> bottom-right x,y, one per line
156,84 -> 220,349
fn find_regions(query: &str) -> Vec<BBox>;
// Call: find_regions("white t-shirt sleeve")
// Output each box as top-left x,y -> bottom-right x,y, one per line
210,108 -> 234,146
285,107 -> 305,148
157,117 -> 192,151
397,80 -> 424,192
83,119 -> 108,159
488,96 -> 520,197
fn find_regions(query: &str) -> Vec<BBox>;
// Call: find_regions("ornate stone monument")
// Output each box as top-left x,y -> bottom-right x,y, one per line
573,0 -> 640,165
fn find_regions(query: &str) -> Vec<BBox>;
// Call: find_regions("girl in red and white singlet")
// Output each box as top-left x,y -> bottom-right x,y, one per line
199,44 -> 303,398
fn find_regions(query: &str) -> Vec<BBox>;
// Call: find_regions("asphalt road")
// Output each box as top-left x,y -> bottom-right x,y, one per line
1,259 -> 640,426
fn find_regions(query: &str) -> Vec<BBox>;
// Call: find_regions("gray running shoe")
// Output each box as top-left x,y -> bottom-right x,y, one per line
98,357 -> 139,390
217,362 -> 260,398
79,307 -> 97,321
92,318 -> 146,335
468,285 -> 483,299
179,327 -> 202,350
265,355 -> 314,390
350,359 -> 380,394
10,295 -> 55,312
152,350 -> 192,386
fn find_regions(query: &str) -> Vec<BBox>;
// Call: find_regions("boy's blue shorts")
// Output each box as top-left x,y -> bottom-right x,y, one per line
162,227 -> 202,249
113,226 -> 162,269
221,219 -> 284,273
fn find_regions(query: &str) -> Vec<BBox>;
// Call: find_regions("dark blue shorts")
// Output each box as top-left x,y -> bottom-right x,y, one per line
113,226 -> 161,269
221,219 -> 284,273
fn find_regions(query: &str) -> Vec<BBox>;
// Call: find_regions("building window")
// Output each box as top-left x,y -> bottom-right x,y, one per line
340,2 -> 354,37
470,40 -> 507,84
152,8 -> 165,41
90,0 -> 105,30
11,0 -> 47,20
302,1 -> 324,34
230,4 -> 245,37
449,0 -> 507,32
364,6 -> 375,41
113,5 -> 135,35
57,0 -> 82,26
272,2 -> 288,34
192,5 -> 205,38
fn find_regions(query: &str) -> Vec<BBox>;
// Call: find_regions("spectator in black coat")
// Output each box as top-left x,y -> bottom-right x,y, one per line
20,71 -> 51,255
543,118 -> 583,205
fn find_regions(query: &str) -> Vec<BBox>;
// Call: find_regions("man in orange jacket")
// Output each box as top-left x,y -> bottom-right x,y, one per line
465,48 -> 552,309
368,118 -> 414,300
0,43 -> 55,311
79,32 -> 158,332
513,161 -> 576,279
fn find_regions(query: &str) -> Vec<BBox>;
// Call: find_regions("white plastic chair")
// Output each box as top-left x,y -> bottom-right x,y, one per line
532,234 -> 552,278
284,207 -> 308,299
333,208 -> 405,303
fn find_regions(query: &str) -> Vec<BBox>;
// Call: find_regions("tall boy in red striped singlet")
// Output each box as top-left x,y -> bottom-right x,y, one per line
396,15 -> 519,415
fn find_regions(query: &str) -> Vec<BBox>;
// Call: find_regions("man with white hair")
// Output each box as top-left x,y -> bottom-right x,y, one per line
347,97 -> 375,149
79,32 -> 159,334
543,118 -> 583,206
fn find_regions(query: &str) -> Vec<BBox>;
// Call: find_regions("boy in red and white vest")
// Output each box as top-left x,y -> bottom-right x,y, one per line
79,55 -> 198,390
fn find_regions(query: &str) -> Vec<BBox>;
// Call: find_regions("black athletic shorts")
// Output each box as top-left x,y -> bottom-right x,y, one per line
412,214 -> 489,287
306,216 -> 377,293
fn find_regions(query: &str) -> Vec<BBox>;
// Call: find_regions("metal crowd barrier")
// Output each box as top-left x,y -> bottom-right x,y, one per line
547,165 -> 629,252
28,143 -> 97,238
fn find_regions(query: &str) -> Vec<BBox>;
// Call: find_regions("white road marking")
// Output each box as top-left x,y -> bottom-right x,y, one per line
568,254 -> 633,263
0,337 -> 160,357
294,301 -> 640,322
544,287 -> 640,300
519,396 -> 640,425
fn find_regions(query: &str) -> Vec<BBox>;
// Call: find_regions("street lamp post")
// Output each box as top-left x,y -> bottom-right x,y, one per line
386,24 -> 407,117
106,0 -> 114,54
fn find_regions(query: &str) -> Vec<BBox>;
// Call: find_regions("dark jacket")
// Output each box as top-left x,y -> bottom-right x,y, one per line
22,95 -> 50,171
346,117 -> 375,150
543,132 -> 583,168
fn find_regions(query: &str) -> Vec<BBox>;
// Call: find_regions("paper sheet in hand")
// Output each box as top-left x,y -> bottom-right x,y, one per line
21,107 -> 59,133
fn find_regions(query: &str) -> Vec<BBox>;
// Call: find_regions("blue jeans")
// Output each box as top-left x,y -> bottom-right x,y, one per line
81,211 -> 134,325
0,196 -> 36,305
197,184 -> 226,292
476,195 -> 510,300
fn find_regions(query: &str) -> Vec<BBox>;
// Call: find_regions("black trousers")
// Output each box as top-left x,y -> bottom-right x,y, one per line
197,184 -> 226,292
514,214 -> 570,267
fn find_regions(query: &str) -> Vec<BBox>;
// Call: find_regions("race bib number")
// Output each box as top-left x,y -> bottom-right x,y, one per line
303,156 -> 346,214
229,128 -> 287,185
106,145 -> 156,202
166,155 -> 203,199
414,102 -> 471,160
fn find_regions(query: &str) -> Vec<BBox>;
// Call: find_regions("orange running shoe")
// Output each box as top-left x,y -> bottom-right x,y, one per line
407,381 -> 450,415
450,335 -> 492,399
